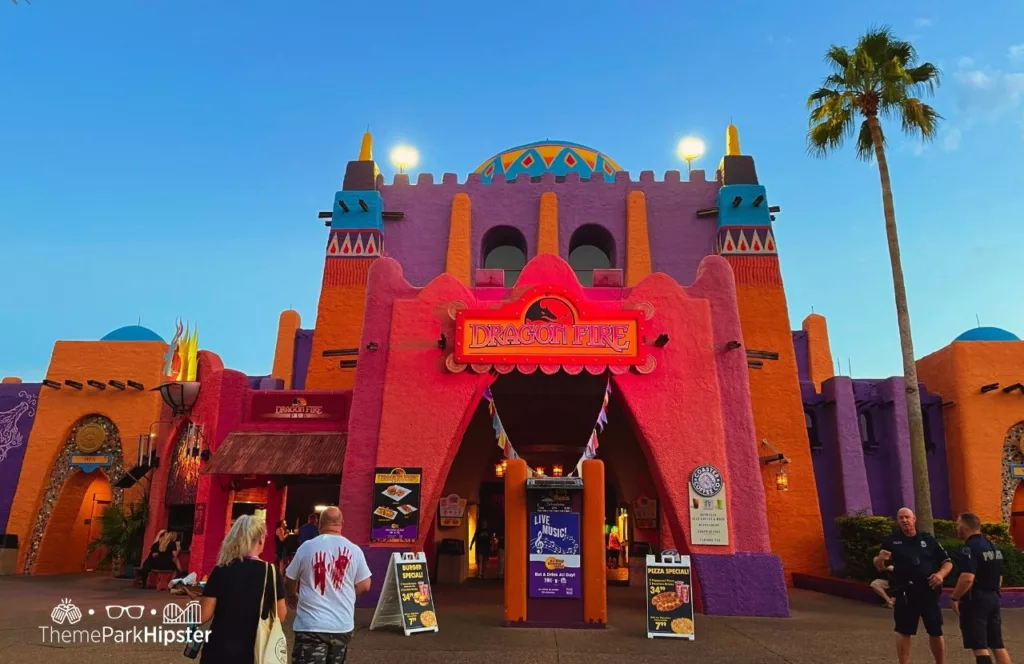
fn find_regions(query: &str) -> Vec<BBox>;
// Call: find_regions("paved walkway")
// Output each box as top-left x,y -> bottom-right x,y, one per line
0,572 -> 1021,663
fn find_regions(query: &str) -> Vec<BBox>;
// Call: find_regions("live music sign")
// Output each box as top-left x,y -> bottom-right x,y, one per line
453,286 -> 647,366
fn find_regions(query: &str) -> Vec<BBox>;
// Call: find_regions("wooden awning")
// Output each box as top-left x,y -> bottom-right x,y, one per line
203,432 -> 347,476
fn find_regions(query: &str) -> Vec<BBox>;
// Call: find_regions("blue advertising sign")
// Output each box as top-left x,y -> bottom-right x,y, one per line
528,511 -> 581,599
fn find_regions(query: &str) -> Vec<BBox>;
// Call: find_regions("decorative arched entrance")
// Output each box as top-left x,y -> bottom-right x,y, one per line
25,415 -> 126,574
1002,422 -> 1024,546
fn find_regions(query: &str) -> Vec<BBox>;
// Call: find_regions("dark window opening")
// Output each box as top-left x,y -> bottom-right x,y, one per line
806,409 -> 822,451
859,410 -> 878,453
569,224 -> 614,287
923,408 -> 936,452
482,225 -> 527,288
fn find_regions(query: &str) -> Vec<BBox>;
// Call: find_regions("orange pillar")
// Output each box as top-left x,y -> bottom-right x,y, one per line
582,459 -> 607,626
445,193 -> 472,286
537,192 -> 559,256
504,459 -> 528,625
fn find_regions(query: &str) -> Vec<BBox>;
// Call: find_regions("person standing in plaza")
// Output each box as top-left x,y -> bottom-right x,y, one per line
286,506 -> 372,664
199,515 -> 287,663
950,512 -> 1012,664
298,513 -> 320,547
873,507 -> 953,664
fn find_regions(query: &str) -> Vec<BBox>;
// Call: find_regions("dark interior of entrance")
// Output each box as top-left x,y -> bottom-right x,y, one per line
434,370 -> 663,586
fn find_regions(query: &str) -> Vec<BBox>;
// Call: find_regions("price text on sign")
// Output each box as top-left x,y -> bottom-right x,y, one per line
645,557 -> 695,640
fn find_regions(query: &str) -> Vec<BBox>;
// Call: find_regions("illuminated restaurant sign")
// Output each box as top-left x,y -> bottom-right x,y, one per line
249,392 -> 349,422
454,287 -> 646,366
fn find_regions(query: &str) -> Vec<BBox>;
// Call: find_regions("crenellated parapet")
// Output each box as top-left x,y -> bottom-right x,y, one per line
377,168 -> 714,188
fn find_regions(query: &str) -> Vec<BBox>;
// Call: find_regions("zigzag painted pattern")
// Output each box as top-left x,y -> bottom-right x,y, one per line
717,227 -> 777,255
326,229 -> 383,258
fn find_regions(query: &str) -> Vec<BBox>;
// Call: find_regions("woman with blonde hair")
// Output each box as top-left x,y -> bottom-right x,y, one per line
140,529 -> 178,587
199,515 -> 286,663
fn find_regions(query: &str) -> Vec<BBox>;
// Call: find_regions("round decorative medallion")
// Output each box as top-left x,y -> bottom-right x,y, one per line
74,422 -> 107,453
690,465 -> 724,498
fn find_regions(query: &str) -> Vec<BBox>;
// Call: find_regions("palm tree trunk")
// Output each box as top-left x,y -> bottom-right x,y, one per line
867,115 -> 934,533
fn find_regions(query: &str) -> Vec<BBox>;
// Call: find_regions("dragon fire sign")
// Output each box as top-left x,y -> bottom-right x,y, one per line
453,286 -> 648,367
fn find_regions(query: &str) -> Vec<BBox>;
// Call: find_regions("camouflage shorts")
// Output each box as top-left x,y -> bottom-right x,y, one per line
292,631 -> 353,664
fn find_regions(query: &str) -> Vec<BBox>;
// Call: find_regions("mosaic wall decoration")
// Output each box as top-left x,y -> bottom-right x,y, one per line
23,414 -> 126,574
165,422 -> 202,506
1001,422 -> 1024,525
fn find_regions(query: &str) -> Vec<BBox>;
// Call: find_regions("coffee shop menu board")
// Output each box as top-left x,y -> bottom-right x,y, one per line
371,468 -> 422,544
645,553 -> 695,640
369,552 -> 439,636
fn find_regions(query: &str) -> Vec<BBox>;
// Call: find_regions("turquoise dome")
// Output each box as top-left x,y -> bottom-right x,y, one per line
101,325 -> 166,342
953,327 -> 1019,342
474,140 -> 622,183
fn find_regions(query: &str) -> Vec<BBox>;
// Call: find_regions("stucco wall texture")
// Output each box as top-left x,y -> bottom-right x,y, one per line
339,254 -> 788,616
377,170 -> 718,288
917,340 -> 1024,522
7,341 -> 167,573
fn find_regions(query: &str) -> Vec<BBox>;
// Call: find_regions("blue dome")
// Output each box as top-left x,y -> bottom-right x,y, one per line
954,327 -> 1019,342
100,325 -> 166,342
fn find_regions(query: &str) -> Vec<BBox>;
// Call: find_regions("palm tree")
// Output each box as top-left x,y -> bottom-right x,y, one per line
806,27 -> 941,532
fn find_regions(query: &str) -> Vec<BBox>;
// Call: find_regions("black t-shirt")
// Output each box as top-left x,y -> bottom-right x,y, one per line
881,530 -> 950,587
201,559 -> 285,663
475,529 -> 492,551
960,534 -> 1003,593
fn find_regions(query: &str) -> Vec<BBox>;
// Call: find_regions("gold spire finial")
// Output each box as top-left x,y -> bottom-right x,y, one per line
726,123 -> 741,156
358,127 -> 373,161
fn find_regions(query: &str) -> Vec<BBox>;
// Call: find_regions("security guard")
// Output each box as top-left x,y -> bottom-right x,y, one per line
873,507 -> 953,664
950,512 -> 1011,664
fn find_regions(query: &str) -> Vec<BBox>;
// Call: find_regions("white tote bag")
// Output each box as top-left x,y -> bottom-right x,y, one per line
255,562 -> 287,664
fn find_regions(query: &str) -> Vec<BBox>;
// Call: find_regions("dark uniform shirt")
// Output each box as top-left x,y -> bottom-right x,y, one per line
881,530 -> 950,587
960,534 -> 1003,593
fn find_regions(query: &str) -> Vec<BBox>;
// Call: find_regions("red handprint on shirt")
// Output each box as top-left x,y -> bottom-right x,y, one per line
329,548 -> 352,590
312,551 -> 328,595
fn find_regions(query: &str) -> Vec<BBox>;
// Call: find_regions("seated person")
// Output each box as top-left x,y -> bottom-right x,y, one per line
870,563 -> 896,608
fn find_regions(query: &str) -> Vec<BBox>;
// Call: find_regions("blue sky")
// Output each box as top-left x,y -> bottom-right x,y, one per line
2,1 -> 1023,381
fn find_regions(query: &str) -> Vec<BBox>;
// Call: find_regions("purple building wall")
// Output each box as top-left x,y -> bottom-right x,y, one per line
922,387 -> 952,519
0,383 -> 40,533
798,334 -> 955,573
793,331 -> 810,382
292,329 -> 313,390
377,170 -> 719,288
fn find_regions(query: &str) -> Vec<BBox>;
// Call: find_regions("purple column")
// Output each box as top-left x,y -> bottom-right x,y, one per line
823,377 -> 873,514
875,379 -> 915,514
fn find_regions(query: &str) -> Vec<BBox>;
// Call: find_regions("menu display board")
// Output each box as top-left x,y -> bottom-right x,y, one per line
688,465 -> 729,546
371,468 -> 422,544
369,552 -> 439,636
528,511 -> 581,599
633,495 -> 658,530
438,494 -> 467,528
645,552 -> 695,640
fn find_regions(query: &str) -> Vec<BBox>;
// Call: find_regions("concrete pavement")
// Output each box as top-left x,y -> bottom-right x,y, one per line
0,572 -> 1020,663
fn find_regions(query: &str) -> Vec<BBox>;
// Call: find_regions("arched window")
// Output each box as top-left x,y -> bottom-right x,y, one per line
482,226 -> 527,288
568,224 -> 614,287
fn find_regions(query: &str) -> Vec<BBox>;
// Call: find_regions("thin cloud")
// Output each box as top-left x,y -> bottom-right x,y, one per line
952,57 -> 1024,122
942,127 -> 962,152
1010,44 -> 1024,64
913,17 -> 934,28
766,35 -> 793,46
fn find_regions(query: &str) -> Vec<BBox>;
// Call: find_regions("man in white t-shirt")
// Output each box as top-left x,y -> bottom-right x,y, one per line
286,506 -> 372,664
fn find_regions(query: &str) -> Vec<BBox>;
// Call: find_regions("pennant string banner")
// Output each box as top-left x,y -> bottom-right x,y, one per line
482,376 -> 611,478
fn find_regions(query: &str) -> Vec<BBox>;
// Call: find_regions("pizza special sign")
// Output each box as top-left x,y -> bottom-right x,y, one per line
454,287 -> 646,366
